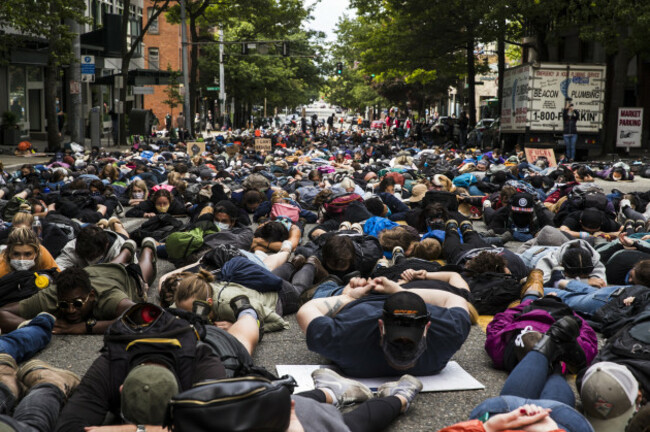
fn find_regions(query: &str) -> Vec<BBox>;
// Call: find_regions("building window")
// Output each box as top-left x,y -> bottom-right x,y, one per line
149,47 -> 159,70
147,7 -> 159,34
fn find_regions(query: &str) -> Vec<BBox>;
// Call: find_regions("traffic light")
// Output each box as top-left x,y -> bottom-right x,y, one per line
336,62 -> 343,75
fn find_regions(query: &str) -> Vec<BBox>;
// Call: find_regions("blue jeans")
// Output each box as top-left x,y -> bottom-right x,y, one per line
544,281 -> 623,317
470,352 -> 593,432
313,281 -> 344,299
564,134 -> 577,160
0,383 -> 65,431
0,313 -> 54,363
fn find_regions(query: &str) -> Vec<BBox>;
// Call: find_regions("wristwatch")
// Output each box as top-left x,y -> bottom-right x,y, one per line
136,426 -> 146,432
85,318 -> 97,334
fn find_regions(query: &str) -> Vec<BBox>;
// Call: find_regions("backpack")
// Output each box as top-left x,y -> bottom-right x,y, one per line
270,202 -> 300,223
2,197 -> 30,220
201,244 -> 243,271
608,311 -> 650,362
165,227 -> 206,260
103,303 -> 205,393
463,271 -> 521,315
130,213 -> 185,246
592,286 -> 650,337
323,193 -> 363,217
0,269 -> 59,307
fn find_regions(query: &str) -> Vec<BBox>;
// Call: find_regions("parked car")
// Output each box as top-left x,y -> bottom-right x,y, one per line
481,117 -> 501,150
432,116 -> 460,142
466,118 -> 495,148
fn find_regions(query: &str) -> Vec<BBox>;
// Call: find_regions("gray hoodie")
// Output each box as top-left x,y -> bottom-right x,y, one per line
535,239 -> 606,284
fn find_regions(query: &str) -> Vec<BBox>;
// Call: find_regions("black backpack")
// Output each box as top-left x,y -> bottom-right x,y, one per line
463,271 -> 521,315
103,304 -> 204,392
0,268 -> 59,307
130,213 -> 185,245
591,286 -> 650,337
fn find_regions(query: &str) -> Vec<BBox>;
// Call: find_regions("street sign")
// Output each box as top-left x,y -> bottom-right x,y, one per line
81,55 -> 95,75
617,108 -> 644,148
80,74 -> 95,83
133,86 -> 155,95
206,86 -> 220,91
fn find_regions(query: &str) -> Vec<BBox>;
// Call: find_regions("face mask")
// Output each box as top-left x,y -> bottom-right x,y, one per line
216,222 -> 230,231
156,205 -> 170,213
11,259 -> 35,271
133,192 -> 144,199
91,191 -> 101,197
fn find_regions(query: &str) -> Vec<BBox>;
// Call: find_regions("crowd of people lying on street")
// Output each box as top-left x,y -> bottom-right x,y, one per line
0,128 -> 650,432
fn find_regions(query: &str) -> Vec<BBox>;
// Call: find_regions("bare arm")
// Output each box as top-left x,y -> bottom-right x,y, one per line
297,278 -> 374,333
374,277 -> 469,312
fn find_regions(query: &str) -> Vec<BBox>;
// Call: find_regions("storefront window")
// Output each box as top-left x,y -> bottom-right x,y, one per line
8,65 -> 26,133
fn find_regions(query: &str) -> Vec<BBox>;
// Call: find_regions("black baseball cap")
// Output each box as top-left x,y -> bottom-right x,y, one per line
382,292 -> 430,362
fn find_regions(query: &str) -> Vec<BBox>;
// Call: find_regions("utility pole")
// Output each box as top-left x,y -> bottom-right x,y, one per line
180,0 -> 191,135
67,19 -> 83,144
219,28 -> 226,129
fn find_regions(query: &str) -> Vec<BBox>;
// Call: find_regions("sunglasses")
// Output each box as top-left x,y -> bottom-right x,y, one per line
58,293 -> 91,310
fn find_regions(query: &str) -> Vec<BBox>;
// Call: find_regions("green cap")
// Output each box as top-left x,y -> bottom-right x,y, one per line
121,364 -> 179,425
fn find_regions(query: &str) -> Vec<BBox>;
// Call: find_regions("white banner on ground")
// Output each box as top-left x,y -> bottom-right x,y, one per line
276,361 -> 484,394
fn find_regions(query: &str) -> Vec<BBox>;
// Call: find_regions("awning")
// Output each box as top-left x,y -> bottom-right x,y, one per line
92,69 -> 173,86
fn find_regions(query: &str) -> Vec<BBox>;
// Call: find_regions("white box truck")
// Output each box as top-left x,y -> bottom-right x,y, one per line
500,63 -> 606,158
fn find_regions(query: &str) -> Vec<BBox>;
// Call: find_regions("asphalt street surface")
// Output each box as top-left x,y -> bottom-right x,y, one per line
26,174 -> 649,431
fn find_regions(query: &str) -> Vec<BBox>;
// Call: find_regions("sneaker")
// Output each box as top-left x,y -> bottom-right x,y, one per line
306,256 -> 329,284
0,354 -> 20,400
350,223 -> 363,234
18,360 -> 80,398
391,246 -> 406,266
499,231 -> 513,244
459,220 -> 473,235
311,368 -> 373,407
289,254 -> 307,272
120,239 -> 137,260
107,216 -> 123,232
339,221 -> 352,231
377,374 -> 423,412
620,198 -> 632,210
445,219 -> 459,231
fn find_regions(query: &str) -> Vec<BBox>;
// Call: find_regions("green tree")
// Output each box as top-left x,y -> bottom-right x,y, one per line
0,0 -> 88,150
162,64 -> 184,121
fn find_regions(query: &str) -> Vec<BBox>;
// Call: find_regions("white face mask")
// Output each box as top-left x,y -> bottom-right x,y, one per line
11,259 -> 35,271
133,191 -> 145,199
216,222 -> 230,231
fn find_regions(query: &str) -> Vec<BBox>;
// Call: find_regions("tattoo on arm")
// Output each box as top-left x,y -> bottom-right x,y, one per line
324,299 -> 345,317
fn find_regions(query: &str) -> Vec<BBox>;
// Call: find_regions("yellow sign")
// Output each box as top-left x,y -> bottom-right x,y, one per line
255,138 -> 272,152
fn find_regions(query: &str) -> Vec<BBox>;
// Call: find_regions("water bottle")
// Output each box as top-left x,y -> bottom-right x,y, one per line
32,216 -> 42,240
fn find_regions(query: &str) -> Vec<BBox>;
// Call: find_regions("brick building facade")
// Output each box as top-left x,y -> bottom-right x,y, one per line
142,0 -> 184,128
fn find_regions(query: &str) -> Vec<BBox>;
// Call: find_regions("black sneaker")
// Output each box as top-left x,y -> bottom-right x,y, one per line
459,220 -> 474,235
445,219 -> 458,231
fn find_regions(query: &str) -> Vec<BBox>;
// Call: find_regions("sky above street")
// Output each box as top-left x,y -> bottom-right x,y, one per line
306,0 -> 355,42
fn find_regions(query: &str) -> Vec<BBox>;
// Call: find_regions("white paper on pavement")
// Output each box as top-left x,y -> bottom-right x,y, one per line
276,361 -> 484,394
